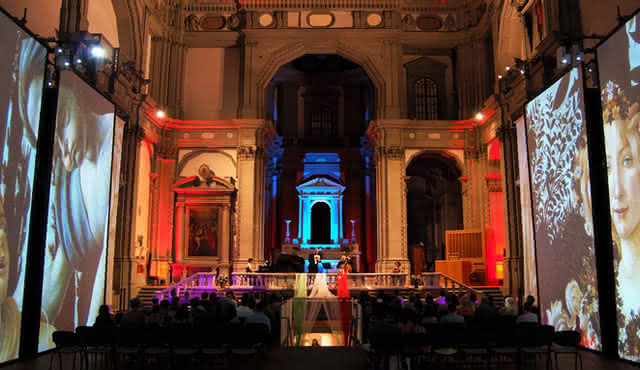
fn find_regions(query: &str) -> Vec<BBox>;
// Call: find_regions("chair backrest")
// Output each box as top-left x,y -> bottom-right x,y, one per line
75,326 -> 96,346
553,330 -> 580,347
244,323 -> 270,345
52,331 -> 81,348
517,324 -> 554,347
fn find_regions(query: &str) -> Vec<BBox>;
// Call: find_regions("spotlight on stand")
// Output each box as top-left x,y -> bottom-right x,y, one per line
90,45 -> 105,58
571,44 -> 584,63
557,46 -> 571,66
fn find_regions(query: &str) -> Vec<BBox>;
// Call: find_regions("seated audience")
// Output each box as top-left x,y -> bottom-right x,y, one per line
474,296 -> 497,321
237,294 -> 256,320
245,301 -> 272,333
457,295 -> 475,318
499,297 -> 518,317
516,302 -> 539,325
120,297 -> 146,328
93,305 -> 115,330
439,303 -> 465,325
422,305 -> 438,325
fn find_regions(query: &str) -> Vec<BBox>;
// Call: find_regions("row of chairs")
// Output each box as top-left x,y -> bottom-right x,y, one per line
49,324 -> 271,370
369,324 -> 582,370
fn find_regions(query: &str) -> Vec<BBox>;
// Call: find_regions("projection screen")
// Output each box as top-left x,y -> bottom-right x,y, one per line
0,10 -> 47,363
597,11 -> 640,362
525,66 -> 601,350
40,70 -> 115,351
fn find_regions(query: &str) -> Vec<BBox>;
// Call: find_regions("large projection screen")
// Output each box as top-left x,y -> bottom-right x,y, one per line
0,11 -> 47,363
525,67 -> 601,350
597,11 -> 640,362
40,71 -> 115,351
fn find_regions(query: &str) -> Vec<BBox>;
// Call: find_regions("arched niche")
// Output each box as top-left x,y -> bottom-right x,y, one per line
296,176 -> 346,247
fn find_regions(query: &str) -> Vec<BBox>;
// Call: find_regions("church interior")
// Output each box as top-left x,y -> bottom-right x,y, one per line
1,0 -> 640,368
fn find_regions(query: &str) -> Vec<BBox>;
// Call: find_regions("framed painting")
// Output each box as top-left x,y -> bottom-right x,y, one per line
187,208 -> 220,257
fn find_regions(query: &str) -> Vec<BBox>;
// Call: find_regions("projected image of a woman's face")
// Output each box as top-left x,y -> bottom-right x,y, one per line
605,121 -> 640,239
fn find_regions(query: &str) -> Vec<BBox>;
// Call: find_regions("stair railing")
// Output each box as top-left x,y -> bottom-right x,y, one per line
422,272 -> 481,297
155,272 -> 217,301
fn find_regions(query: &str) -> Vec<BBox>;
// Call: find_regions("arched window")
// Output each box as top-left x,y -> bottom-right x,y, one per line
415,78 -> 438,120
311,105 -> 334,137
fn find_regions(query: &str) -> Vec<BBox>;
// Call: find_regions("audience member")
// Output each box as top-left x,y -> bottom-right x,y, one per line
237,294 -> 256,320
474,296 -> 497,321
516,302 -> 539,324
93,305 -> 115,330
120,297 -> 146,329
499,297 -> 518,316
457,295 -> 475,318
439,303 -> 465,325
245,301 -> 272,333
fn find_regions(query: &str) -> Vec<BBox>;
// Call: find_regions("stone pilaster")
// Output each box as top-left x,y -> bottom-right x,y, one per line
373,143 -> 410,273
59,0 -> 89,34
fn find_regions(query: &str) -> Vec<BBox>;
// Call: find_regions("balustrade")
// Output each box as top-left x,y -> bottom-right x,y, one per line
155,272 -> 481,300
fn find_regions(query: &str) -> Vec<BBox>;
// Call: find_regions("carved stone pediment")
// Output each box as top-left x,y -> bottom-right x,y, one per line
296,176 -> 345,195
171,175 -> 235,195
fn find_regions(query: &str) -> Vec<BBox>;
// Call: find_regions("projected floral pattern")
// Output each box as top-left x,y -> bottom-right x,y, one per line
526,77 -> 583,243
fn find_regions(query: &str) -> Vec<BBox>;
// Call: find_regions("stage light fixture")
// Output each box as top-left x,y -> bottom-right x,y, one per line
520,69 -> 526,75
156,110 -> 166,119
505,66 -> 511,71
475,112 -> 484,120
90,46 -> 105,58
498,74 -> 503,79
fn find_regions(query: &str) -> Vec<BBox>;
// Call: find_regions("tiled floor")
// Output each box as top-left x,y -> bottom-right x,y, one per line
1,347 -> 638,370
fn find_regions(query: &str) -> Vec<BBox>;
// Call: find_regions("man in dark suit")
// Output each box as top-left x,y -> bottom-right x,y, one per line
308,248 -> 321,273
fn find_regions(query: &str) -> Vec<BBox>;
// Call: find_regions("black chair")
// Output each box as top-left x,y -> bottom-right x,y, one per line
142,327 -> 171,370
169,326 -> 200,370
400,332 -> 431,370
518,325 -> 554,370
552,330 -> 582,370
431,324 -> 464,369
113,327 -> 143,370
75,326 -> 111,370
50,331 -> 83,370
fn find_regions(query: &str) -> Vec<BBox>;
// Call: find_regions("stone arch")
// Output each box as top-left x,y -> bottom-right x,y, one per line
495,2 -> 528,75
405,149 -> 464,175
111,0 -> 142,64
255,41 -> 385,120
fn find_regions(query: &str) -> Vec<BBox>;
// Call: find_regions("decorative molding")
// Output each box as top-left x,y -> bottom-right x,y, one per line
157,137 -> 178,159
381,146 -> 404,160
238,145 -> 259,160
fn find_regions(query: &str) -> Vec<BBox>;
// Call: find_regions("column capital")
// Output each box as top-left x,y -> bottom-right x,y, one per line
238,145 -> 263,160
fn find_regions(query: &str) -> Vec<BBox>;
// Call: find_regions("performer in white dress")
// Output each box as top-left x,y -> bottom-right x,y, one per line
309,273 -> 335,298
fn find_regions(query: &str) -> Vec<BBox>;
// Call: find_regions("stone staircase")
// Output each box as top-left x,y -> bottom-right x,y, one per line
136,286 -> 167,309
473,286 -> 505,307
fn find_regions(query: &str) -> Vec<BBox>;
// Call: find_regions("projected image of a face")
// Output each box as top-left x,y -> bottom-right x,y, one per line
0,17 -> 47,362
525,67 -> 601,351
41,71 -> 114,351
598,12 -> 640,363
